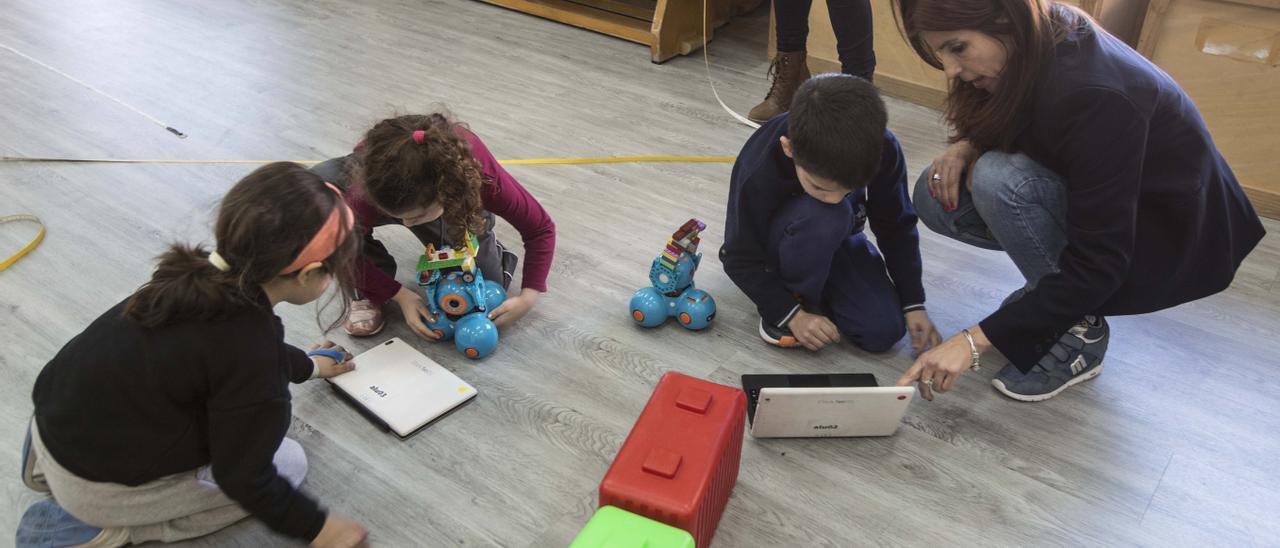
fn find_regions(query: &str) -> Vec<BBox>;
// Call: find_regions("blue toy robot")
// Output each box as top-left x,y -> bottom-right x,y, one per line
416,233 -> 507,359
629,218 -> 716,330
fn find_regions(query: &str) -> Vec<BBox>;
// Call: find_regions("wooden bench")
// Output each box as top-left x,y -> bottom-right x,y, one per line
476,0 -> 763,63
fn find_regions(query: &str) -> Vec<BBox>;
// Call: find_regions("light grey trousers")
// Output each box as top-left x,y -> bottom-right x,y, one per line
29,420 -> 308,544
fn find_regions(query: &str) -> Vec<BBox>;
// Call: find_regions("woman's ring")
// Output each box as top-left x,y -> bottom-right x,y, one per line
931,173 -> 942,181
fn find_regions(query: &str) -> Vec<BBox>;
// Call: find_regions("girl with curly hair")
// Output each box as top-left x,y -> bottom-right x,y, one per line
311,112 -> 556,339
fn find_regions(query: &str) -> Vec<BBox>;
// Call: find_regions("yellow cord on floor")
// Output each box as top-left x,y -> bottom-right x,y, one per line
0,154 -> 735,270
0,155 -> 735,166
0,214 -> 45,271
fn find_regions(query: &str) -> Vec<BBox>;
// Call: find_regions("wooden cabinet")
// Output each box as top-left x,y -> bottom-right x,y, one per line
475,0 -> 762,63
1137,0 -> 1280,216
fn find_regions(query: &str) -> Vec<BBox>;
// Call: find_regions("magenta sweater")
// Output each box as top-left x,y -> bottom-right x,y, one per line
347,128 -> 556,305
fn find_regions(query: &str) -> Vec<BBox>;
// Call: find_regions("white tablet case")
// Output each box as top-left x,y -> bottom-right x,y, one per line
327,338 -> 477,438
749,386 -> 915,438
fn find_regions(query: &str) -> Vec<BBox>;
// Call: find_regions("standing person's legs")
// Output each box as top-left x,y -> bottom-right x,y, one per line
775,0 -> 815,53
825,0 -> 876,80
749,1 -> 815,123
823,234 -> 906,352
25,421 -> 309,545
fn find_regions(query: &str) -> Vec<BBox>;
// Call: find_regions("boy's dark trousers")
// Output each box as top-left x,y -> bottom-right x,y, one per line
768,194 -> 905,352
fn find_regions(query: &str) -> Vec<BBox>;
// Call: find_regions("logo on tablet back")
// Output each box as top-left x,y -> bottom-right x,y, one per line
369,385 -> 388,398
812,424 -> 839,430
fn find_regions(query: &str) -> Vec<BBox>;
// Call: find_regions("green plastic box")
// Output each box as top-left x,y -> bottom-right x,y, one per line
570,506 -> 696,548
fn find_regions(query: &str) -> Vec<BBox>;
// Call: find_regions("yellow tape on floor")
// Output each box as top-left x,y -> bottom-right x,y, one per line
0,154 -> 735,270
0,155 -> 735,166
0,214 -> 45,271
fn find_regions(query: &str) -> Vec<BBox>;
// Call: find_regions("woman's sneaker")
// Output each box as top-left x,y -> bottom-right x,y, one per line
15,500 -> 128,547
759,318 -> 801,348
344,299 -> 385,337
992,316 -> 1108,402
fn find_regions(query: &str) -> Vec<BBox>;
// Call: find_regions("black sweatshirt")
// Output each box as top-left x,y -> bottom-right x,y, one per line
721,115 -> 925,328
979,23 -> 1266,370
32,296 -> 326,541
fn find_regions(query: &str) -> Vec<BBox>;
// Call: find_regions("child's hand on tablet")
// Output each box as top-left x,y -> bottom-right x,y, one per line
308,342 -> 355,379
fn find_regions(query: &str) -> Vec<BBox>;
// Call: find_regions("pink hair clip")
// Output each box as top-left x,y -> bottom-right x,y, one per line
412,130 -> 427,144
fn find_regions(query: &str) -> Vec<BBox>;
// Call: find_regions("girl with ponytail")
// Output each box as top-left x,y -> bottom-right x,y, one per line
310,111 -> 556,340
21,163 -> 369,548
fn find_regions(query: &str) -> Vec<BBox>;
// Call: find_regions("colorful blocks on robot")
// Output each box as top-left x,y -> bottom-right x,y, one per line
571,506 -> 695,548
598,372 -> 746,548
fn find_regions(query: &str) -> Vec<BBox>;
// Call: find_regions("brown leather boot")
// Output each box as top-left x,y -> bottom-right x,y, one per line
747,51 -> 811,124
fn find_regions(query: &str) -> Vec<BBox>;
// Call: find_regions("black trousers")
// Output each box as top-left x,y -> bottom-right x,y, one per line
774,0 -> 875,80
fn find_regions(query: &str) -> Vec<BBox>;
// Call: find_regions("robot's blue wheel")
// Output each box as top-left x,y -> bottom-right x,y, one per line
674,289 -> 716,330
482,279 -> 507,310
455,313 -> 499,359
425,313 -> 456,341
629,287 -> 668,328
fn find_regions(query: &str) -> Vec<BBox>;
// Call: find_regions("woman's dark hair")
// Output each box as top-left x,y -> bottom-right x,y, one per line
892,0 -> 1089,151
787,73 -> 888,189
123,162 -> 359,329
356,112 -> 486,249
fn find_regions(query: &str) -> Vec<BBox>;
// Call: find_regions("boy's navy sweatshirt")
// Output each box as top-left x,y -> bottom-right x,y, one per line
720,114 -> 925,328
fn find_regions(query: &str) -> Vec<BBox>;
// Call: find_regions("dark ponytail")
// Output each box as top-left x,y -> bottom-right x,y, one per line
124,162 -> 360,329
356,111 -> 487,249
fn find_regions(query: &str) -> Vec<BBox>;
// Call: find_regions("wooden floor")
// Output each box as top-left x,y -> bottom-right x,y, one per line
1,0 -> 1278,546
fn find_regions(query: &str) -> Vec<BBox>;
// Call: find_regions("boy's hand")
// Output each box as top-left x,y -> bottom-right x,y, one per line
488,288 -> 540,328
788,310 -> 841,351
905,309 -> 943,357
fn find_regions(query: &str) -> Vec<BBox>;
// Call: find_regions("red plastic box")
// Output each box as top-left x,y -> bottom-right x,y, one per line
598,372 -> 746,547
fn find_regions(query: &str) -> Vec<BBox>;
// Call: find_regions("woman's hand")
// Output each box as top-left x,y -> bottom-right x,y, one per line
309,341 -> 355,378
928,139 -> 979,211
896,325 -> 991,400
904,309 -> 943,357
391,286 -> 441,341
788,310 -> 842,351
310,513 -> 368,548
488,288 -> 540,328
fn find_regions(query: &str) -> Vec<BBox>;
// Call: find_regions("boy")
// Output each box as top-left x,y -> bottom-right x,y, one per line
721,74 -> 941,354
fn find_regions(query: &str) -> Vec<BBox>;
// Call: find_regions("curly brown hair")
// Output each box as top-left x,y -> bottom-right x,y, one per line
355,113 -> 487,249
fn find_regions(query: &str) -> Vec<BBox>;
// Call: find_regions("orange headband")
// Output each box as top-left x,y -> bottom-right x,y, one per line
280,182 -> 355,275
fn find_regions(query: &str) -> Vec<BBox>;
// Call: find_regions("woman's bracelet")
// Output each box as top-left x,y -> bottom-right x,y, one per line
961,329 -> 981,372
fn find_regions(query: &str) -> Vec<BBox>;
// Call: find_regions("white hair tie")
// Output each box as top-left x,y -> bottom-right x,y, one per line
208,250 -> 231,272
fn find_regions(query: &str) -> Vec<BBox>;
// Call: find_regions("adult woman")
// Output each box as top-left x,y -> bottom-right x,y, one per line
892,0 -> 1265,401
